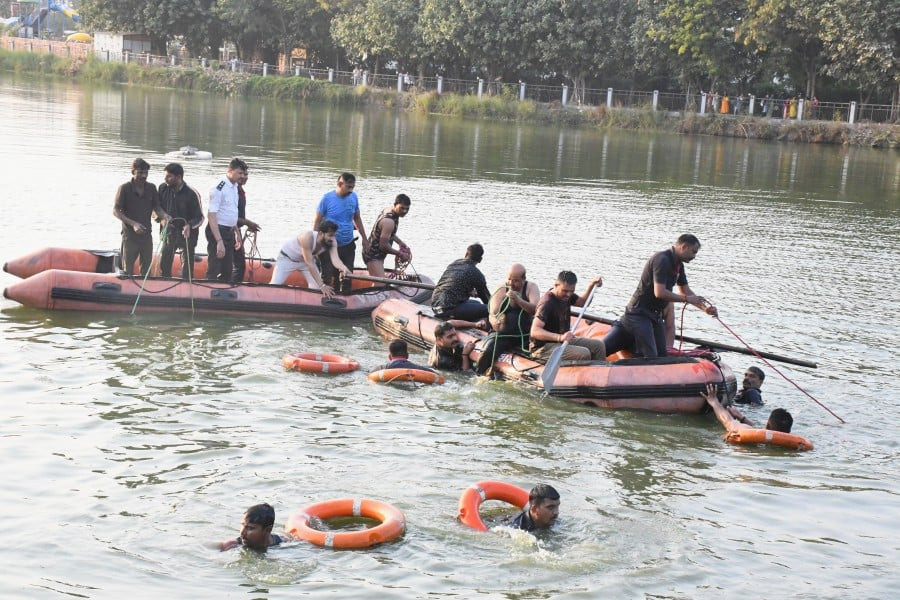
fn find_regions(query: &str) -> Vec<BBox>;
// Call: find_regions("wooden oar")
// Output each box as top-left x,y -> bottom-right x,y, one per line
343,272 -> 435,291
541,286 -> 599,393
575,310 -> 818,369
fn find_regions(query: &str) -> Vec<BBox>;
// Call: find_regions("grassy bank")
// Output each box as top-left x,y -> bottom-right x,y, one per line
2,49 -> 897,149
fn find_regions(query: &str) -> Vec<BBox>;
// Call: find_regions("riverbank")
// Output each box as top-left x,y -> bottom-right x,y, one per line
2,49 -> 897,149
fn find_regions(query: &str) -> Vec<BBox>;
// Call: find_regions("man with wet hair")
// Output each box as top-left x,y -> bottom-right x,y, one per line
428,321 -> 475,372
603,233 -> 718,358
431,243 -> 492,321
158,162 -> 203,279
374,339 -> 433,372
734,366 -> 765,406
703,384 -> 794,433
219,503 -> 286,551
508,484 -> 561,532
113,157 -> 169,276
530,270 -> 606,362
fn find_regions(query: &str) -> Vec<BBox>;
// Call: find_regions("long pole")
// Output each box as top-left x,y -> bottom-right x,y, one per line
343,272 -> 434,291
575,310 -> 817,369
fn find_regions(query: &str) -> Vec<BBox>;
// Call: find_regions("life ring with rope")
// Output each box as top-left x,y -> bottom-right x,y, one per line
368,368 -> 445,385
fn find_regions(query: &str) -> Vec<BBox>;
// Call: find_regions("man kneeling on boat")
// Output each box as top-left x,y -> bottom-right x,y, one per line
530,271 -> 606,363
269,220 -> 349,299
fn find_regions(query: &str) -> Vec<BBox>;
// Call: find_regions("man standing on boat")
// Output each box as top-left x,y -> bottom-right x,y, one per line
205,158 -> 247,282
158,163 -> 203,279
530,270 -> 606,362
232,166 -> 261,282
431,243 -> 492,321
603,233 -> 717,358
113,158 -> 170,276
475,263 -> 541,374
314,172 -> 369,294
363,193 -> 412,277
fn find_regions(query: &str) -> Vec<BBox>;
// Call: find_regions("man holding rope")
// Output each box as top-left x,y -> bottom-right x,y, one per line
158,163 -> 203,279
113,158 -> 170,276
603,233 -> 717,358
475,263 -> 540,374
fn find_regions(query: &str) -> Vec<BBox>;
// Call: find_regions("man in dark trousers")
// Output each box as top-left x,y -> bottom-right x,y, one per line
158,162 -> 203,279
113,157 -> 169,276
205,158 -> 247,282
431,243 -> 491,321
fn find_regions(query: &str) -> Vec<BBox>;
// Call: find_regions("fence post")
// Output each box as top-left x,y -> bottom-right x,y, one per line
362,71 -> 368,86
200,57 -> 206,68
263,63 -> 268,76
293,65 -> 298,76
562,85 -> 568,106
749,95 -> 755,115
652,90 -> 659,110
105,49 -> 110,62
326,68 -> 332,82
170,54 -> 176,66
397,73 -> 403,92
700,93 -> 707,115
797,98 -> 804,121
606,87 -> 613,107
849,101 -> 857,124
437,76 -> 443,95
123,50 -> 129,63
146,53 -> 151,66
477,78 -> 484,99
519,81 -> 526,101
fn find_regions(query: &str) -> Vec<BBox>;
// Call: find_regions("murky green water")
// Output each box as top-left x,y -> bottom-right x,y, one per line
1,75 -> 898,598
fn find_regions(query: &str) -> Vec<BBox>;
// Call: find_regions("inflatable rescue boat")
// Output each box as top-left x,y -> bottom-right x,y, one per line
372,298 -> 737,413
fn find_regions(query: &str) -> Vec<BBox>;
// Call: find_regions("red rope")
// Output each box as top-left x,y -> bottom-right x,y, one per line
714,316 -> 845,424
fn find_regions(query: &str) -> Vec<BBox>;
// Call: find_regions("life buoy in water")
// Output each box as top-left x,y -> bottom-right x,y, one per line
285,498 -> 406,549
726,428 -> 813,451
457,480 -> 529,531
368,368 -> 445,385
282,352 -> 360,374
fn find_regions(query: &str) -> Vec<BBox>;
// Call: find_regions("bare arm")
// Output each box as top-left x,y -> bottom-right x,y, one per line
531,315 -> 574,345
573,275 -> 602,307
702,384 -> 753,432
313,212 -> 323,230
378,219 -> 398,254
299,231 -> 329,290
354,211 -> 369,252
488,287 -> 507,331
658,282 -> 717,315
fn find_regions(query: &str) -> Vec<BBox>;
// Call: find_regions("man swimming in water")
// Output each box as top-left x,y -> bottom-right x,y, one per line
219,503 -> 286,551
507,484 -> 560,532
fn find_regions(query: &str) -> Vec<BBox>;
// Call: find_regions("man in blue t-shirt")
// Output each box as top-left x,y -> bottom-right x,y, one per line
313,172 -> 369,293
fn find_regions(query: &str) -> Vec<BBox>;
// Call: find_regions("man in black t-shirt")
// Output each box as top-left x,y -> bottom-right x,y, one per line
734,366 -> 765,406
603,234 -> 717,358
530,270 -> 606,363
428,322 -> 475,372
506,484 -> 560,532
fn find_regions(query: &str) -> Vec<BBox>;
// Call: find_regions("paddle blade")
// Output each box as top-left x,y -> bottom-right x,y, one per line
539,343 -> 566,393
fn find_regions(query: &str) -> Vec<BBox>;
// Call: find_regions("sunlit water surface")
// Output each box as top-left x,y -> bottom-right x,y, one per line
1,75 -> 898,598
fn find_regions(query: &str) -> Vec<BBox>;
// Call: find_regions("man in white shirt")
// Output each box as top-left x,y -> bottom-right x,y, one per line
205,158 -> 247,281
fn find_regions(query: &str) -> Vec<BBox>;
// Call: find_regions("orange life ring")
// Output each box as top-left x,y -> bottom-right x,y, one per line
726,428 -> 814,451
368,368 -> 445,385
285,498 -> 405,549
457,480 -> 529,531
282,352 -> 360,374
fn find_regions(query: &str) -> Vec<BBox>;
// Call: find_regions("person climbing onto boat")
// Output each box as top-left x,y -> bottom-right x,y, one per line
205,158 -> 247,282
505,484 -> 560,532
530,271 -> 606,363
602,234 -> 717,358
703,384 -> 792,433
363,194 -> 412,277
232,166 -> 261,282
314,172 -> 369,294
734,366 -> 765,406
113,158 -> 170,276
270,220 -> 348,298
219,503 -> 288,551
157,162 -> 203,279
374,339 -> 434,372
431,243 -> 492,321
428,322 -> 475,372
475,263 -> 541,374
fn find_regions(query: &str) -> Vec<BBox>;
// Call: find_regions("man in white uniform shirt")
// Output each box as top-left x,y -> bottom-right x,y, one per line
205,158 -> 247,281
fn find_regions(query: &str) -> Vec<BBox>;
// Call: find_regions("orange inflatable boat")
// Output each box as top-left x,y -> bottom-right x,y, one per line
372,298 -> 737,414
4,269 -> 433,319
3,246 -> 307,285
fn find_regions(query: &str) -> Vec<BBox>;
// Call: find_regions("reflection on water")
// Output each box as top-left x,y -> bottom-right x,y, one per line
1,75 -> 899,598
